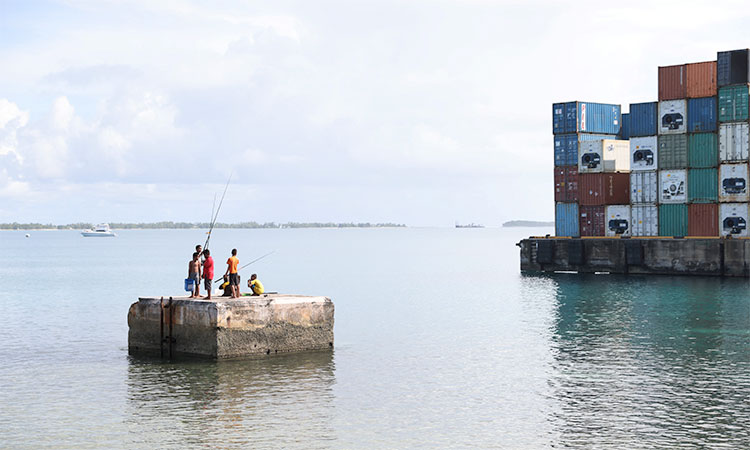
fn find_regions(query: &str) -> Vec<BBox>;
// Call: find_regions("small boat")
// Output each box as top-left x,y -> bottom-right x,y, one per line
81,223 -> 117,237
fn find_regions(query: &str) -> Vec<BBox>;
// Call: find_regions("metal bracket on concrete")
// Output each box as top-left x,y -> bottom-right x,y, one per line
568,239 -> 585,265
625,241 -> 644,266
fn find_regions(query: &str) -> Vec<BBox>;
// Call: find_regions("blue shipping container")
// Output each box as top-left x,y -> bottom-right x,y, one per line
687,97 -> 717,133
629,102 -> 658,137
553,101 -> 621,135
620,113 -> 631,140
554,133 -> 617,166
556,202 -> 580,237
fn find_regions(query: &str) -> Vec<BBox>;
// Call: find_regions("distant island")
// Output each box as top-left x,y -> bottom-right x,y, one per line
502,220 -> 554,227
0,221 -> 407,230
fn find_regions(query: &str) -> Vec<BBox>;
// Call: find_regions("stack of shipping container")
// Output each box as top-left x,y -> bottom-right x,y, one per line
554,48 -> 750,238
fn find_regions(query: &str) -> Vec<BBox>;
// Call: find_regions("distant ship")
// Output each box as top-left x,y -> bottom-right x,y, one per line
455,222 -> 484,228
81,223 -> 117,237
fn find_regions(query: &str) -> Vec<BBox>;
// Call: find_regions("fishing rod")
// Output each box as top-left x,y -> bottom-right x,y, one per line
203,173 -> 232,251
215,250 -> 276,283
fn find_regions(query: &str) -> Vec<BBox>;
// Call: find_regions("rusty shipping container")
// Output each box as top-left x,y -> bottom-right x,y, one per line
686,61 -> 717,98
579,205 -> 605,236
688,203 -> 719,236
659,64 -> 687,101
554,166 -> 579,202
579,173 -> 630,206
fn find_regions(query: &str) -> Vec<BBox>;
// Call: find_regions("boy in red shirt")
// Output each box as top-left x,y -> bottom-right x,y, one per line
202,249 -> 214,300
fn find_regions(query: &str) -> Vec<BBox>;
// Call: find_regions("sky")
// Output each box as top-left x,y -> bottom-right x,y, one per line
1,0 -> 749,226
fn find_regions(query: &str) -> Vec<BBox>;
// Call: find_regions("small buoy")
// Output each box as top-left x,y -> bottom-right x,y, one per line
25,234 -> 30,238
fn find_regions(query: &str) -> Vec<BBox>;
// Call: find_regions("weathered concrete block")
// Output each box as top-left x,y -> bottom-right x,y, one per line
128,295 -> 334,359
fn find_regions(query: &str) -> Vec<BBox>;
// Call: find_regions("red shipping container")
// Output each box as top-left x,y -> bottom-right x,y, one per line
579,173 -> 630,206
579,205 -> 605,236
686,61 -> 717,98
659,64 -> 687,100
688,203 -> 719,236
554,166 -> 579,202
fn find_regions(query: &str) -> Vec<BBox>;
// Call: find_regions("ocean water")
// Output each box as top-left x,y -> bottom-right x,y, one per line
2,227 -> 750,448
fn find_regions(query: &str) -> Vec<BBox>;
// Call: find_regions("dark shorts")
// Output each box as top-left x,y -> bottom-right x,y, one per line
204,278 -> 212,291
229,273 -> 239,286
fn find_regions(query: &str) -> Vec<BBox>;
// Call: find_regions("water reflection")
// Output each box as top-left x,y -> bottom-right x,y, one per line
545,274 -> 750,448
126,351 -> 336,449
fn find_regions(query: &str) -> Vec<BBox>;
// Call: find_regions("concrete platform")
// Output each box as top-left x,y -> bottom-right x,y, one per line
519,237 -> 750,277
128,294 -> 334,359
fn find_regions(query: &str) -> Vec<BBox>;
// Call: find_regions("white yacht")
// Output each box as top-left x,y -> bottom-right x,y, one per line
81,223 -> 117,237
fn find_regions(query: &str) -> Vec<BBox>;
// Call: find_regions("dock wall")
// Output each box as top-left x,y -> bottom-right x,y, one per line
519,237 -> 750,277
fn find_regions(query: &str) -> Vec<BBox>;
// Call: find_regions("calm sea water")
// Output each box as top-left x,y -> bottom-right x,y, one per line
2,227 -> 750,448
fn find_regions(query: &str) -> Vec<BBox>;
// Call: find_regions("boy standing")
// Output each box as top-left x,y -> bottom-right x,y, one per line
188,252 -> 201,298
224,249 -> 240,298
202,249 -> 214,300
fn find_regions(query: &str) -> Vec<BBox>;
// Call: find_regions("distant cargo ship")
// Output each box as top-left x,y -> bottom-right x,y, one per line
455,222 -> 484,228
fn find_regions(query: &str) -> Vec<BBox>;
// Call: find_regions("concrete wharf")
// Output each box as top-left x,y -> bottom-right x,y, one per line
519,237 -> 750,277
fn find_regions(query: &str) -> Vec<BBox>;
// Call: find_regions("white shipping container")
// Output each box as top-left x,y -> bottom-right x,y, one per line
630,136 -> 658,171
659,169 -> 687,203
631,205 -> 658,237
578,139 -> 631,174
658,100 -> 687,135
719,163 -> 749,202
630,171 -> 659,204
605,205 -> 631,236
719,203 -> 749,237
719,122 -> 749,162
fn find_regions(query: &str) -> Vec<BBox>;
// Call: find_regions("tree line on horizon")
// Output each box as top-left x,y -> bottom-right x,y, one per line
0,221 -> 407,230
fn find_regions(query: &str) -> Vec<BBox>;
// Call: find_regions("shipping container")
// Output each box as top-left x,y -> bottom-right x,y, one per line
620,113 -> 630,140
659,204 -> 688,236
579,173 -> 630,206
688,203 -> 718,236
719,203 -> 749,237
688,132 -> 718,168
632,204 -> 658,237
630,136 -> 658,171
579,205 -> 605,237
552,102 -> 621,135
659,64 -> 687,101
658,100 -> 687,135
578,139 -> 630,174
686,61 -> 717,98
719,122 -> 749,162
629,102 -> 658,137
630,171 -> 658,204
718,85 -> 749,122
719,163 -> 749,202
605,205 -> 631,237
555,202 -> 579,237
658,134 -> 688,169
554,166 -> 579,202
687,168 -> 718,203
717,49 -> 750,87
687,97 -> 717,132
659,169 -> 687,204
554,133 -> 617,166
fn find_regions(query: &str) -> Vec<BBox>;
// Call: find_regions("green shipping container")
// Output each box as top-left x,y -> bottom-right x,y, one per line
688,168 -> 718,203
658,134 -> 688,169
688,132 -> 718,168
719,85 -> 750,123
659,204 -> 688,236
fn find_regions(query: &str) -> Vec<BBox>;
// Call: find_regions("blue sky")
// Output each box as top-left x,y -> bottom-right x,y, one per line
1,0 -> 748,225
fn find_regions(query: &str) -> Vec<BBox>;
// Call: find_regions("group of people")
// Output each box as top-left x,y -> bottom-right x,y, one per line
187,245 -> 264,299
